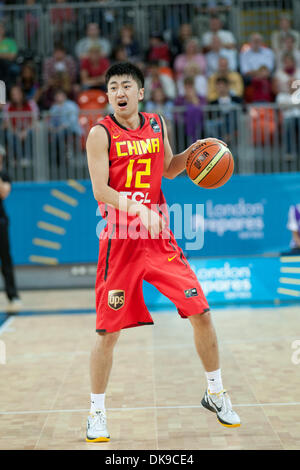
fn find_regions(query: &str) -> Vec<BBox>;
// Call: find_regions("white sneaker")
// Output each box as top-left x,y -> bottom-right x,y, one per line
6,298 -> 22,313
201,389 -> 241,428
86,410 -> 110,442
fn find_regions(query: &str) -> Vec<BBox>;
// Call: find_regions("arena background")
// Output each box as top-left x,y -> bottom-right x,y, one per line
1,0 -> 300,452
1,0 -> 300,307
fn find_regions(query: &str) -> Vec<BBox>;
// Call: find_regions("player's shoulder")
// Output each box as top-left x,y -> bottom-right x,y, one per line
87,122 -> 110,150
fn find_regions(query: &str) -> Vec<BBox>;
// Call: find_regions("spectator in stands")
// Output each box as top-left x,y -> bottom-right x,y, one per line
144,87 -> 174,121
174,76 -> 206,143
286,204 -> 300,253
0,144 -> 21,312
49,89 -> 82,166
207,56 -> 243,101
75,23 -> 111,59
245,65 -> 274,103
276,79 -> 300,161
50,0 -> 76,43
3,85 -> 38,167
271,13 -> 300,52
205,34 -> 237,76
174,38 -> 206,79
172,23 -> 193,57
0,22 -> 19,83
145,87 -> 174,146
80,45 -> 110,90
115,25 -> 140,62
176,62 -> 208,98
111,46 -> 128,64
43,43 -> 77,86
201,14 -> 236,52
144,61 -> 176,102
24,0 -> 40,48
274,53 -> 300,94
17,63 -> 39,101
146,33 -> 172,66
36,71 -> 73,111
207,76 -> 241,145
276,34 -> 300,70
240,33 -> 275,80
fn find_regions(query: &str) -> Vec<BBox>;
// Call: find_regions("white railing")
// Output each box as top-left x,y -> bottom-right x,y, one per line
1,103 -> 299,181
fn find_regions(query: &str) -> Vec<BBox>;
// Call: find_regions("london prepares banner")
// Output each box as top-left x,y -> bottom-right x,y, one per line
4,173 -> 300,265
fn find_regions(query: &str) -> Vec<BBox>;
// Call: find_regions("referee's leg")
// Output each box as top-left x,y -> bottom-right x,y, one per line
0,219 -> 19,300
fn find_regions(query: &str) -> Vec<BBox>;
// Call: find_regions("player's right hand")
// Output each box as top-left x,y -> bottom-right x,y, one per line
137,204 -> 167,237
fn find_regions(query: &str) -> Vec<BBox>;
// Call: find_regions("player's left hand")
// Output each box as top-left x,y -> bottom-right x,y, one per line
192,138 -> 228,149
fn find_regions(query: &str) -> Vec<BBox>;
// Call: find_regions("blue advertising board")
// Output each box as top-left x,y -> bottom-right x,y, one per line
3,173 -> 300,265
143,255 -> 300,307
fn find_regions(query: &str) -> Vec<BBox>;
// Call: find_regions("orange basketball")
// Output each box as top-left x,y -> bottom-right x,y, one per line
186,140 -> 234,189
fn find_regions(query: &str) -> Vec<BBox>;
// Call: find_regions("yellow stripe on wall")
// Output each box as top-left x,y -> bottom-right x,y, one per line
37,222 -> 66,235
33,239 -> 61,250
51,189 -> 78,206
29,255 -> 58,265
280,256 -> 300,263
67,180 -> 86,193
43,205 -> 71,220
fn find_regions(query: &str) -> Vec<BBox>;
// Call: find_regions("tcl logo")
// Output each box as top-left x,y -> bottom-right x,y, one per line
120,191 -> 151,203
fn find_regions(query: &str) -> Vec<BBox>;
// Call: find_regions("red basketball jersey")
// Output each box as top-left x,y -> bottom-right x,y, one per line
97,112 -> 167,226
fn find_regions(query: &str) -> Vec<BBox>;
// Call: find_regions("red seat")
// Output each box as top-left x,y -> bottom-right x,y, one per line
77,90 -> 108,149
77,90 -> 108,110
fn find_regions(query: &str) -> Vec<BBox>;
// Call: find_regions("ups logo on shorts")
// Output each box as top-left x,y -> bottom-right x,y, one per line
108,290 -> 125,310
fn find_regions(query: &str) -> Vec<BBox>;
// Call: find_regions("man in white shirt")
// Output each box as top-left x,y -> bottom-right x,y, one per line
75,23 -> 111,59
202,14 -> 236,51
240,33 -> 275,78
276,80 -> 300,160
205,34 -> 237,76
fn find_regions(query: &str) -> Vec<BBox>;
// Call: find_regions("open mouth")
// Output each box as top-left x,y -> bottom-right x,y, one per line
118,101 -> 127,108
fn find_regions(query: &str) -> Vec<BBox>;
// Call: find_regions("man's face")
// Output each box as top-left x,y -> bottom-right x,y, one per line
251,34 -> 262,51
210,18 -> 221,32
107,75 -> 144,117
87,24 -> 99,39
54,49 -> 65,61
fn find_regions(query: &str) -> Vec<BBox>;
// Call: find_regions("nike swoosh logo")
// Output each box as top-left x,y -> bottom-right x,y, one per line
112,135 -> 120,139
168,255 -> 177,262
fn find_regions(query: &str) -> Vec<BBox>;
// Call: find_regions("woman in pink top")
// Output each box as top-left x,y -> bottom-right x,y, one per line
173,38 -> 206,81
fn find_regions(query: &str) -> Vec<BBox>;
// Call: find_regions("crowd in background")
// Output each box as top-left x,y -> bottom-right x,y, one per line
1,2 -> 300,166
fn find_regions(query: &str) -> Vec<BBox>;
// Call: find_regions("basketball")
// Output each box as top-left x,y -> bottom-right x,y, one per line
186,140 -> 234,189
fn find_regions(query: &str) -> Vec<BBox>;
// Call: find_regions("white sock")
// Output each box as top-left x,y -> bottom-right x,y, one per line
205,369 -> 223,394
90,393 -> 105,413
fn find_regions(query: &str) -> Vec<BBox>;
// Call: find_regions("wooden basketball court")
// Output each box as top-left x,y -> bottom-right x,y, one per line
0,289 -> 299,450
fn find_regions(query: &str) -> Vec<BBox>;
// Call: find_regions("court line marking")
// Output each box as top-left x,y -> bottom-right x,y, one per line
1,402 -> 300,416
0,317 -> 14,336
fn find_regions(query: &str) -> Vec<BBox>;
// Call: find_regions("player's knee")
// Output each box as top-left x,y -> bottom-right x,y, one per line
96,331 -> 120,351
190,310 -> 212,329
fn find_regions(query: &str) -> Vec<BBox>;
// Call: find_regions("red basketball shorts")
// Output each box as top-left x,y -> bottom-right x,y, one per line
95,225 -> 209,333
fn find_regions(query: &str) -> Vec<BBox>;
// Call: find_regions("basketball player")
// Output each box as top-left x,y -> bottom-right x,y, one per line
86,63 -> 240,442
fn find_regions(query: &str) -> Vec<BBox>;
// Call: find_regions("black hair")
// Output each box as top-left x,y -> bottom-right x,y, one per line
105,62 -> 144,90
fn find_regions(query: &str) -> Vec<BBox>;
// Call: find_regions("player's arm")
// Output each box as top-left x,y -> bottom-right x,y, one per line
86,125 -> 165,235
161,115 -> 226,179
292,231 -> 300,248
0,179 -> 11,199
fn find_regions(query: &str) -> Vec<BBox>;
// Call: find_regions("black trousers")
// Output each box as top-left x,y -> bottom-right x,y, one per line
0,217 -> 18,300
